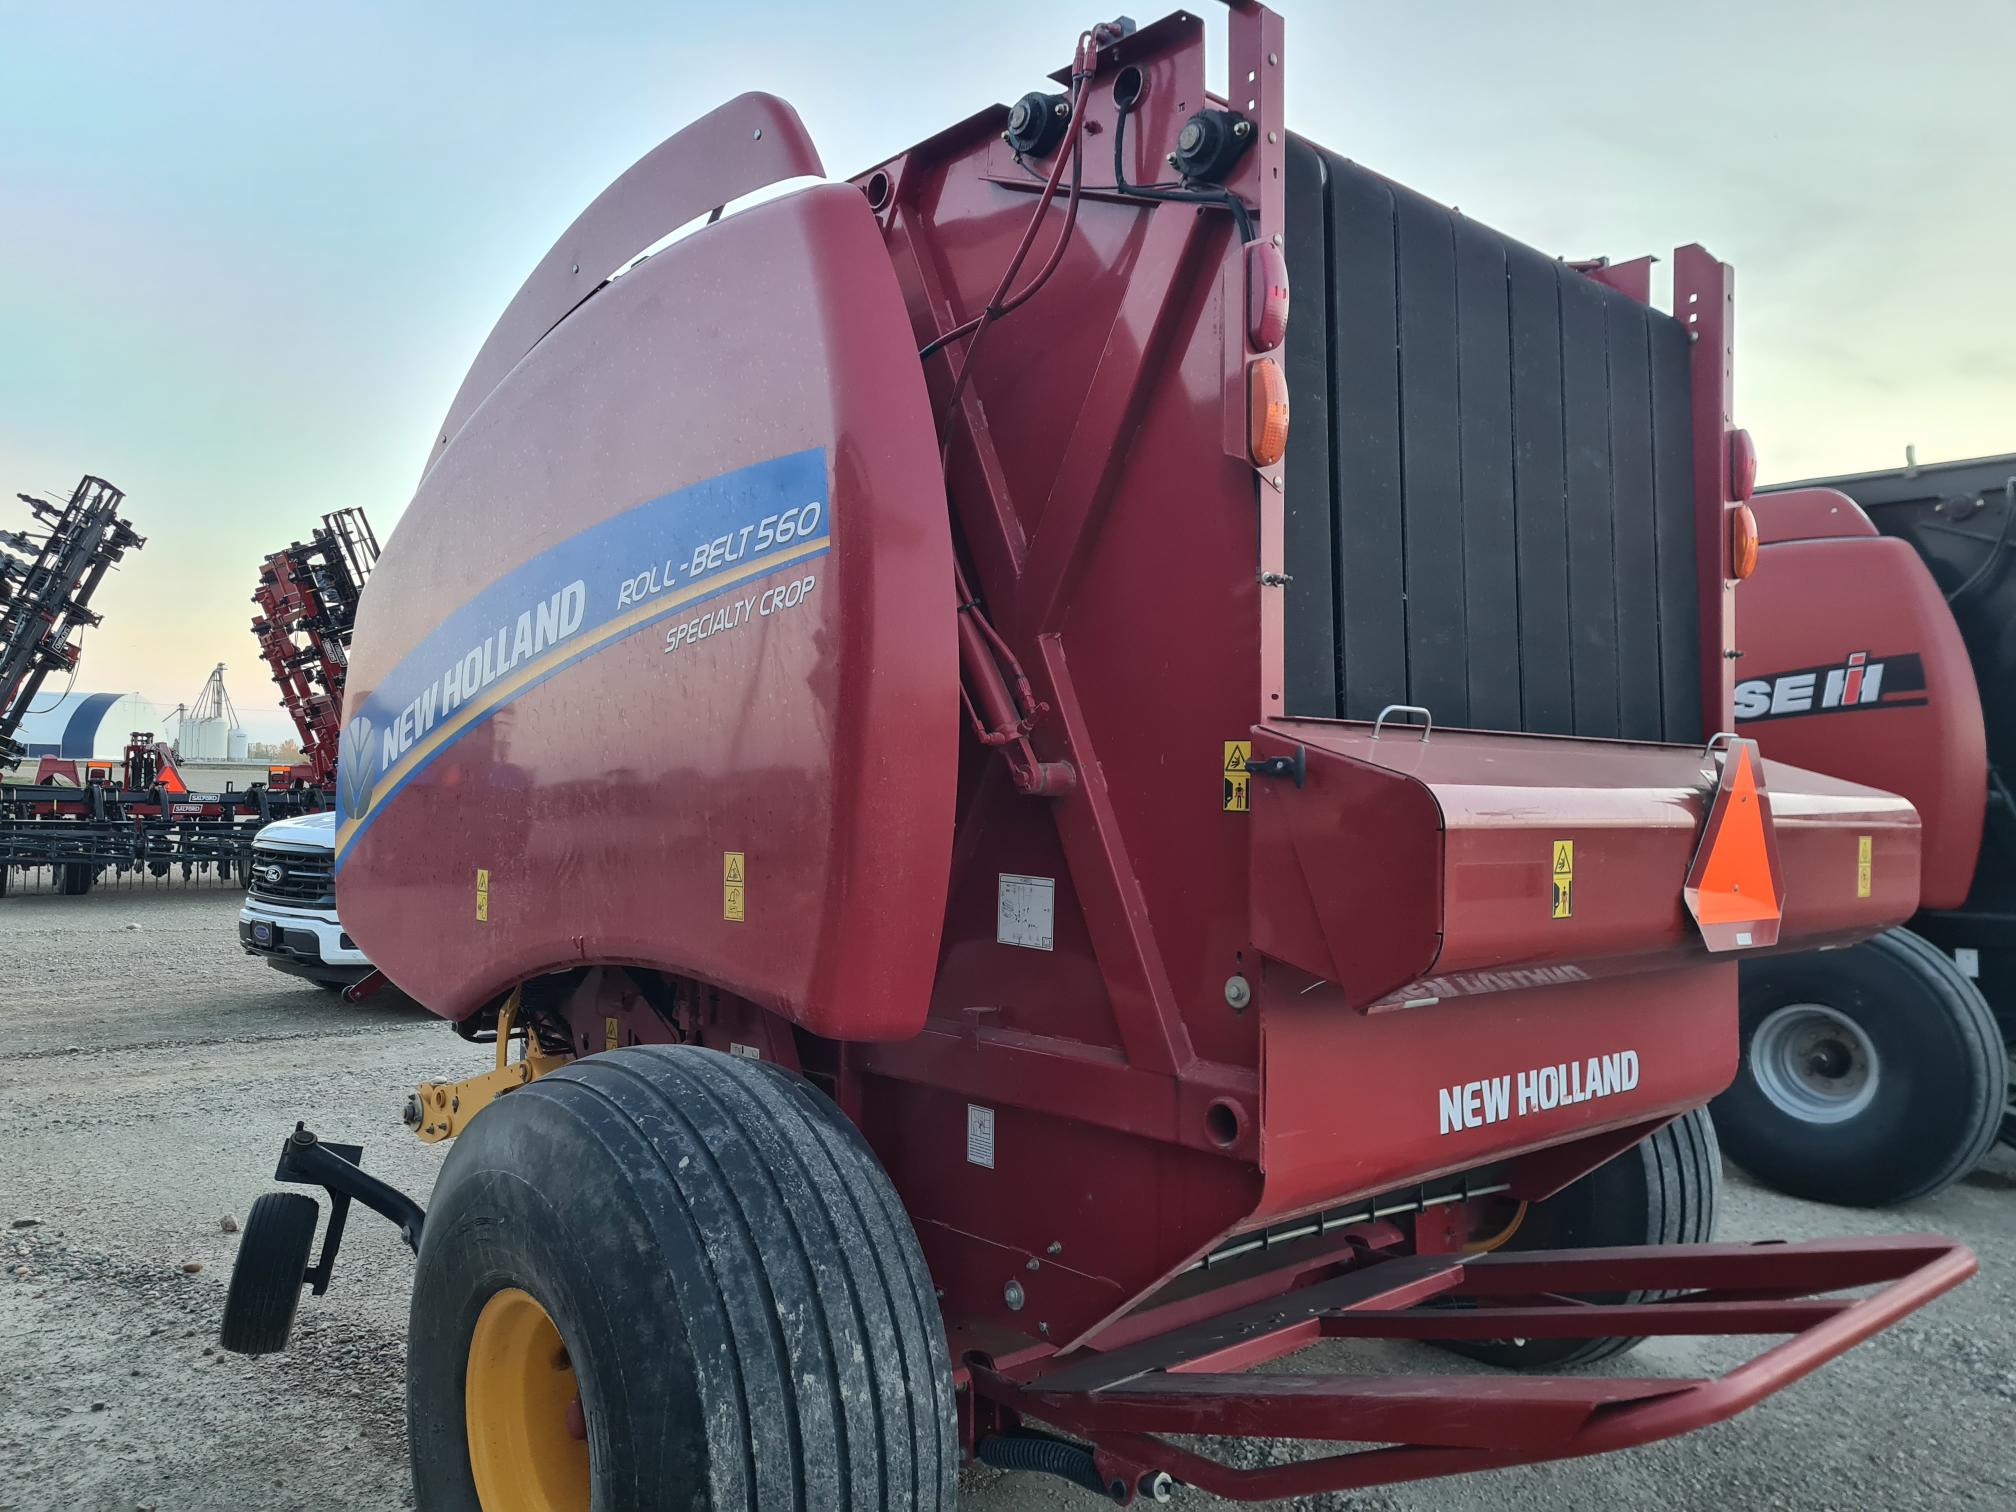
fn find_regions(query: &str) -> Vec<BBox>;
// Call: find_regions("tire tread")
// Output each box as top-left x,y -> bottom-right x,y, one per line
415,1045 -> 954,1512
1525,1107 -> 1719,1368
219,1190 -> 317,1356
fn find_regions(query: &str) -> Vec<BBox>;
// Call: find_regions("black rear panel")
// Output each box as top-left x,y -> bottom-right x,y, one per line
1281,137 -> 1702,742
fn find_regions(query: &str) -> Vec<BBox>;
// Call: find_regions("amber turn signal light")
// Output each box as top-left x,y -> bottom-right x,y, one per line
1248,357 -> 1289,467
1729,502 -> 1759,581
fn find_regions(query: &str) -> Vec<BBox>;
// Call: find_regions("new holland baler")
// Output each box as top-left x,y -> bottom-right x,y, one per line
220,6 -> 1974,1506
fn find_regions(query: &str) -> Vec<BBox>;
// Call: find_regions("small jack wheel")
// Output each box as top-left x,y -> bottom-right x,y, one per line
219,1191 -> 318,1355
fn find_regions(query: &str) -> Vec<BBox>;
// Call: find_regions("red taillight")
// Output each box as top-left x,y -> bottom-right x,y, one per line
1729,502 -> 1759,581
1249,357 -> 1290,466
1246,241 -> 1290,352
1727,428 -> 1758,502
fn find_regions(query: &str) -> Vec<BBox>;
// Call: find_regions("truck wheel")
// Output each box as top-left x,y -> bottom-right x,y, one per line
408,1045 -> 956,1512
1443,1106 -> 1719,1370
219,1191 -> 319,1355
1716,929 -> 2005,1206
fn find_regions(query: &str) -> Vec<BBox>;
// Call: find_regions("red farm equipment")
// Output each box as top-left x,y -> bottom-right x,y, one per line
1719,454 -> 2015,1202
0,478 -> 330,897
220,7 -> 1975,1505
250,507 -> 379,791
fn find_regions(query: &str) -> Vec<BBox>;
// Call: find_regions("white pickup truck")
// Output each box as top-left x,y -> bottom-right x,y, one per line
237,810 -> 371,989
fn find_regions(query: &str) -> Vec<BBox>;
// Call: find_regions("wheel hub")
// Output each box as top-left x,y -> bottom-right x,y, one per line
1751,1002 -> 1880,1124
465,1287 -> 590,1512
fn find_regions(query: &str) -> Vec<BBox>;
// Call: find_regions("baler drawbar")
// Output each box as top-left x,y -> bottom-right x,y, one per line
220,4 -> 1974,1507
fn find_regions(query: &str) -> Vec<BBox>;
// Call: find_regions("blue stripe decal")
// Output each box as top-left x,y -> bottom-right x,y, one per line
335,447 -> 830,869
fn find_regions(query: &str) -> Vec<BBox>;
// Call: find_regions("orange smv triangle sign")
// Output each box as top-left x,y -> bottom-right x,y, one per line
1683,740 -> 1784,952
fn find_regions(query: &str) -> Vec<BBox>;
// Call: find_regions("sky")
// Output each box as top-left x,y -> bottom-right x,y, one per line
4,0 -> 2013,739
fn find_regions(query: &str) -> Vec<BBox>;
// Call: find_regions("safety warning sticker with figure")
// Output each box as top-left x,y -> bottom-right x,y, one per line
723,851 -> 745,921
1223,739 -> 1252,812
997,873 -> 1055,951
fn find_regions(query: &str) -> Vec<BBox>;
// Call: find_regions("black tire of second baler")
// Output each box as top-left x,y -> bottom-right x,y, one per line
1716,927 -> 2004,1205
218,1190 -> 319,1355
407,1045 -> 956,1512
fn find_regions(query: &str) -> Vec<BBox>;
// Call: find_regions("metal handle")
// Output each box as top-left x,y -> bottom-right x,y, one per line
1372,705 -> 1433,742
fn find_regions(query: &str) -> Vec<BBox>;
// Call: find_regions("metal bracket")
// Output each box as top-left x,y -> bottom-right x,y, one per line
272,1124 -> 428,1294
406,989 -> 569,1143
1371,705 -> 1432,742
1245,744 -> 1306,788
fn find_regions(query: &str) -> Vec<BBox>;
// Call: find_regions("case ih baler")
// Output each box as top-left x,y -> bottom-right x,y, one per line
1717,455 -> 2014,1203
222,7 -> 1973,1506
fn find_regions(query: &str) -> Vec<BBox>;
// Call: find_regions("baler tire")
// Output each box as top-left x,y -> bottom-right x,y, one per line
1440,1106 -> 1720,1371
218,1190 -> 319,1355
406,1044 -> 957,1512
1715,928 -> 2005,1206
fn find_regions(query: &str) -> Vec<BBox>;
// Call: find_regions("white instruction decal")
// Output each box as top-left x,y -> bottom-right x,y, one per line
967,1104 -> 996,1169
996,873 -> 1055,952
1955,947 -> 1980,979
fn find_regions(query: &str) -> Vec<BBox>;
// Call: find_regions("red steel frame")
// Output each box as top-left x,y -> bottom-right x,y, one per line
976,1235 -> 1974,1501
843,2 -> 1959,1492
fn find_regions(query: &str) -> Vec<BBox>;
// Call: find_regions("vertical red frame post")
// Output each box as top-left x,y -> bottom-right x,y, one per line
1675,243 -> 1737,736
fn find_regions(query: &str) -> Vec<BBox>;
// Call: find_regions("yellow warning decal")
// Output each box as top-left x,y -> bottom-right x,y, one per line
1551,840 -> 1573,919
604,1015 -> 620,1052
1223,740 -> 1252,813
1856,835 -> 1872,899
723,851 -> 745,921
1553,840 -> 1574,875
475,867 -> 490,923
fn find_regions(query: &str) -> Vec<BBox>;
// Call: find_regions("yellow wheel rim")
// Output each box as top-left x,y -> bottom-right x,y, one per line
465,1287 -> 590,1512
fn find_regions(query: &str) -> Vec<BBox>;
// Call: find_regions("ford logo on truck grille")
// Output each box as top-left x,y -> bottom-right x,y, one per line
256,862 -> 286,885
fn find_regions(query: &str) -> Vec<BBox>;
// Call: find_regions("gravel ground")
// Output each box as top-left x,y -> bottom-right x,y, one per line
2,885 -> 2012,1511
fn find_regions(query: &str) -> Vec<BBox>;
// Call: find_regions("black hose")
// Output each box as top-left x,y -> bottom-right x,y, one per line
975,1431 -> 1114,1498
1944,477 -> 2016,606
1111,104 -> 1256,246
